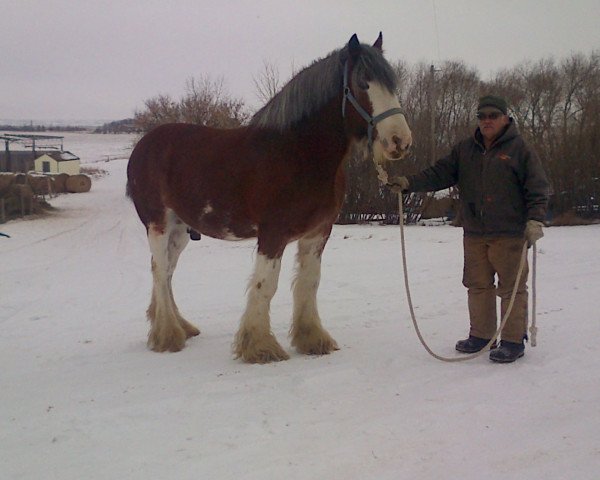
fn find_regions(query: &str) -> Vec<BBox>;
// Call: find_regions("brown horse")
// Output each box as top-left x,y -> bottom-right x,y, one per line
127,33 -> 412,363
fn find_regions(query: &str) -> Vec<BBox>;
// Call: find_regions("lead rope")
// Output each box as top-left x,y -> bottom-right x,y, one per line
392,189 -> 537,362
530,245 -> 538,346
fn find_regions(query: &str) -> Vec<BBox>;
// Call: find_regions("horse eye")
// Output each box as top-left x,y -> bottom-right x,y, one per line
358,79 -> 369,90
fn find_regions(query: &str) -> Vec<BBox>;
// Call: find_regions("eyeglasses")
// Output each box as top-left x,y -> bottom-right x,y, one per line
477,111 -> 503,121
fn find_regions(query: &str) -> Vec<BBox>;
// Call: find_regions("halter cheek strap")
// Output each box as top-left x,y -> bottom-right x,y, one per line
342,61 -> 405,151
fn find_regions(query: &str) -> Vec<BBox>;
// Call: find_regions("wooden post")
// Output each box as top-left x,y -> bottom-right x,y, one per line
5,138 -> 13,172
429,64 -> 436,166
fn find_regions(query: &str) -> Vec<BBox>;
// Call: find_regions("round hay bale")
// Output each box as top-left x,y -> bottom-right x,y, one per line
27,174 -> 51,195
7,184 -> 34,216
48,173 -> 69,193
11,183 -> 34,199
3,194 -> 22,217
15,173 -> 27,185
66,174 -> 92,193
0,173 -> 16,197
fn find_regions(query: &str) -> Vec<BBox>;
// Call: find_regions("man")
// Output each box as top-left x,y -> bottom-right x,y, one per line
389,95 -> 548,363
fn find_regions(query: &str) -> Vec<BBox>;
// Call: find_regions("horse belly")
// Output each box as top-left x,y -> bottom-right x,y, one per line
180,203 -> 258,241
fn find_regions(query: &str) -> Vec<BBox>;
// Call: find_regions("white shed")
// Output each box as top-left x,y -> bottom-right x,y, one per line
34,151 -> 81,175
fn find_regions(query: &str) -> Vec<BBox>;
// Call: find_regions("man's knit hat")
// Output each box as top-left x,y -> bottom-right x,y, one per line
477,95 -> 508,114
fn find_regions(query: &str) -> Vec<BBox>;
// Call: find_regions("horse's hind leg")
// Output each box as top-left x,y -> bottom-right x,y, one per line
290,232 -> 339,355
146,210 -> 199,352
233,252 -> 289,363
167,279 -> 201,339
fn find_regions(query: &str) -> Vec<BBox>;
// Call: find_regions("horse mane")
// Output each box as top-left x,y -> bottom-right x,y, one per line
250,43 -> 398,131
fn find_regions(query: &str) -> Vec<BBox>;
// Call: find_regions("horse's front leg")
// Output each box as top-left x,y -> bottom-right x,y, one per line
233,252 -> 289,363
290,233 -> 339,355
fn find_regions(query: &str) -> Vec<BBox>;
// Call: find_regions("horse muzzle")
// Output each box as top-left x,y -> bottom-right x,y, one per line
379,133 -> 412,160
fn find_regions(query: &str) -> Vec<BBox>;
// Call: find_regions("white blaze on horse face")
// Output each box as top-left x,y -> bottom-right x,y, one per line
367,81 -> 412,161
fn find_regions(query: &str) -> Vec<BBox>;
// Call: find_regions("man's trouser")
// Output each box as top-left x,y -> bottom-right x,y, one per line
462,236 -> 529,343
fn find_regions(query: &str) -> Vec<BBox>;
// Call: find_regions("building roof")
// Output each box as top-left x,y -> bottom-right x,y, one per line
1,135 -> 21,142
38,151 -> 80,162
2,133 -> 64,141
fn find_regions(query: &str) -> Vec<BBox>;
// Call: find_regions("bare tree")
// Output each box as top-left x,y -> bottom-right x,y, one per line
134,75 -> 249,132
486,51 -> 600,216
253,60 -> 282,105
134,94 -> 180,131
179,76 -> 249,128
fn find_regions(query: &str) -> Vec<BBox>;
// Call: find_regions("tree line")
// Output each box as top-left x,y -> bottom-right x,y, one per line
134,76 -> 249,131
134,51 -> 600,222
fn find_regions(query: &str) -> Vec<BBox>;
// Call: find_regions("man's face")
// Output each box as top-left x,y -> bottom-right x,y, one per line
477,108 -> 509,142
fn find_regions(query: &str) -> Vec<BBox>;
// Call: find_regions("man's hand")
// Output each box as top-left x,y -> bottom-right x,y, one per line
386,176 -> 409,194
525,220 -> 544,246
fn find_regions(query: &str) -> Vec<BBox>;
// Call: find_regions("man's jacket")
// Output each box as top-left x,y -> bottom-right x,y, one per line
407,120 -> 549,236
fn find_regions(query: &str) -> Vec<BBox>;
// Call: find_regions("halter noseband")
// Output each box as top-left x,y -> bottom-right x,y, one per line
341,61 -> 405,151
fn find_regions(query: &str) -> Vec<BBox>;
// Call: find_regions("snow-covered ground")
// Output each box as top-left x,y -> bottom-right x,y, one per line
1,133 -> 599,479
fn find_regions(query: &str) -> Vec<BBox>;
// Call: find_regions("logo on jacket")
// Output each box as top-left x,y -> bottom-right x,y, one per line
498,153 -> 512,161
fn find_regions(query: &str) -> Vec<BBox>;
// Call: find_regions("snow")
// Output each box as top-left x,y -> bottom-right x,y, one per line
59,152 -> 80,161
1,133 -> 599,479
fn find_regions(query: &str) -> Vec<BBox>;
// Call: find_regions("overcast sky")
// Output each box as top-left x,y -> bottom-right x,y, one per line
2,0 -> 599,123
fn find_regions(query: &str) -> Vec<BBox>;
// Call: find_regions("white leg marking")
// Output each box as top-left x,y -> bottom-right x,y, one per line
290,235 -> 338,355
233,253 -> 289,363
147,209 -> 197,352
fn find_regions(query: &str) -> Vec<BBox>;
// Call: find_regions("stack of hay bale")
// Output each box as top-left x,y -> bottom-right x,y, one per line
0,172 -> 91,223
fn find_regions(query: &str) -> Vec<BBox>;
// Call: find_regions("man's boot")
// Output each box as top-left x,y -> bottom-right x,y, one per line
455,335 -> 497,353
489,340 -> 525,363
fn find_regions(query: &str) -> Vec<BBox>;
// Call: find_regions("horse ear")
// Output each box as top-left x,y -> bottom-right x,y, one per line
348,34 -> 361,59
373,32 -> 383,50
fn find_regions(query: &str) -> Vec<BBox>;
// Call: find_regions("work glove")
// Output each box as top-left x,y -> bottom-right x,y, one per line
525,219 -> 544,247
386,176 -> 410,194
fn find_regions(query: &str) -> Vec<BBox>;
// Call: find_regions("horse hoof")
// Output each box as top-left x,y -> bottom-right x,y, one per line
243,348 -> 290,364
292,329 -> 339,355
233,331 -> 290,363
148,328 -> 187,352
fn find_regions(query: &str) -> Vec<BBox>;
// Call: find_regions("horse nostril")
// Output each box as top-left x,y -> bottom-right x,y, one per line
392,135 -> 410,152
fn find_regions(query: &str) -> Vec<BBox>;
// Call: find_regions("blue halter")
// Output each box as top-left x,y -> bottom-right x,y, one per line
341,61 -> 405,151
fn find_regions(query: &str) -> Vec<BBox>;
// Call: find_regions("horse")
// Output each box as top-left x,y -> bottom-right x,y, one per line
126,33 -> 412,363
